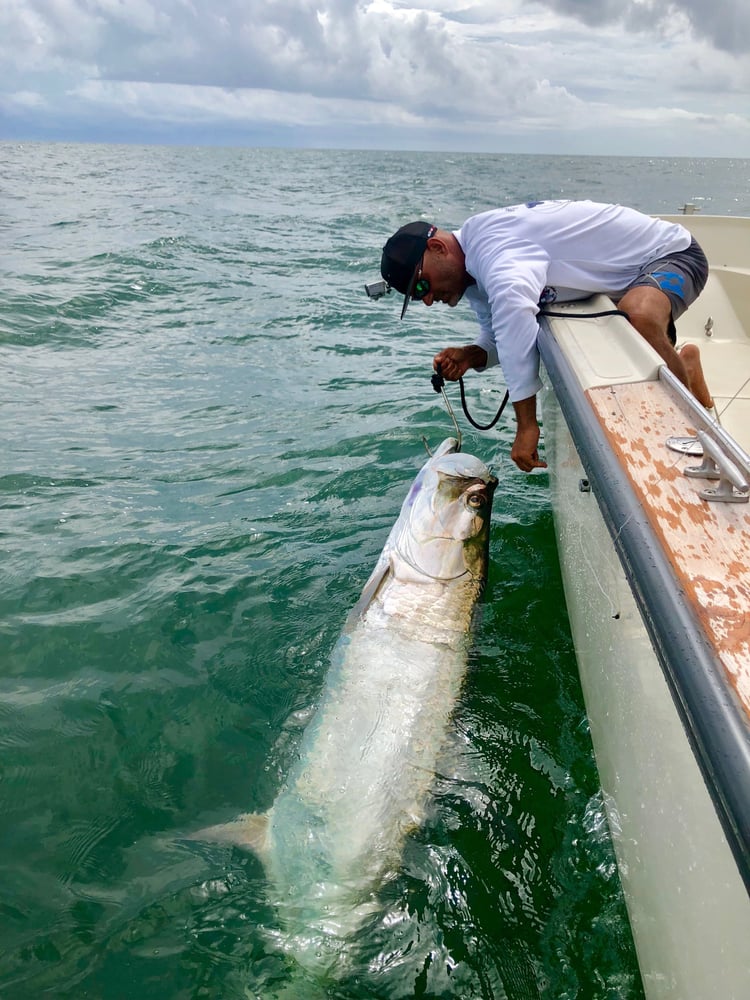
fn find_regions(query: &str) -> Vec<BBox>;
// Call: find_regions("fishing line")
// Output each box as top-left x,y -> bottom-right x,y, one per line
540,308 -> 631,321
430,307 -> 628,433
431,366 -> 509,432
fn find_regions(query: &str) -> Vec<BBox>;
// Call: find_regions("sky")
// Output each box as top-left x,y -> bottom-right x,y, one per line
1,0 -> 749,156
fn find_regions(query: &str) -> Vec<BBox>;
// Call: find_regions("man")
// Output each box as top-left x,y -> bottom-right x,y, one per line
380,201 -> 713,472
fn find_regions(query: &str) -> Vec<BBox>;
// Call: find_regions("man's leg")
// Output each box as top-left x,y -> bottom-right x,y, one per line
679,343 -> 714,409
617,285 -> 713,408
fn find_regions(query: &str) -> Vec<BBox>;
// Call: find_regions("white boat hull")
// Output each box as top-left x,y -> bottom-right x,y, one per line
539,214 -> 750,997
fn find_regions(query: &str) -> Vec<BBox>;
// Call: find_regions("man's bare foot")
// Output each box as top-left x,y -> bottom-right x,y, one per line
679,343 -> 714,409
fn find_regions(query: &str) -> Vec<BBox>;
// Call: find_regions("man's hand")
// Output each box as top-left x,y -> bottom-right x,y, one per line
511,396 -> 547,473
433,345 -> 488,381
511,425 -> 547,472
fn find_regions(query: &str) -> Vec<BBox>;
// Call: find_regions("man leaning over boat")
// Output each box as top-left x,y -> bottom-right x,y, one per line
379,200 -> 713,472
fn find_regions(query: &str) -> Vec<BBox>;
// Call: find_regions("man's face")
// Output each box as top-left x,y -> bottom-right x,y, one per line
415,247 -> 469,309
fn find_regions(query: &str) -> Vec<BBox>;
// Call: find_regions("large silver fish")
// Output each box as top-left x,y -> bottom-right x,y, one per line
196,437 -> 497,980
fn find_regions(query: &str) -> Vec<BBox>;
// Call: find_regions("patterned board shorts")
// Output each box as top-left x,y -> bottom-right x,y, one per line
617,237 -> 709,344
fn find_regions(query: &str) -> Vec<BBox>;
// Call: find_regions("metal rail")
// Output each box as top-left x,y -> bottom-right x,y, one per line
659,366 -> 750,503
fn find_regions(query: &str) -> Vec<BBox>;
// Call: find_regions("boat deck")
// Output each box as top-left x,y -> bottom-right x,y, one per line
587,379 -> 750,715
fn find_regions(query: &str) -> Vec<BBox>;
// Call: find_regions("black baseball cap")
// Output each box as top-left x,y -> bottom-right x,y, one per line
380,222 -> 437,319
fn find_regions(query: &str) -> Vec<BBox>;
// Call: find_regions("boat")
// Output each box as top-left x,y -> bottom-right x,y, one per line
537,213 -> 750,998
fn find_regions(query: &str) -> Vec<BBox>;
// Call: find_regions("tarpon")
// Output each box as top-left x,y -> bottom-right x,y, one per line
196,437 -> 497,981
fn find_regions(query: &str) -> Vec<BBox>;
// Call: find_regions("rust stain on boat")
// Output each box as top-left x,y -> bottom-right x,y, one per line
586,381 -> 750,719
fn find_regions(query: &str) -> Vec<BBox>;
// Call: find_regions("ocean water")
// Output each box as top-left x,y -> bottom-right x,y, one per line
2,142 -> 749,1000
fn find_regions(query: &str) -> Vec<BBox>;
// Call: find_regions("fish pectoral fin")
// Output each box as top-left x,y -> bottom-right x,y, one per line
189,811 -> 270,859
343,560 -> 391,630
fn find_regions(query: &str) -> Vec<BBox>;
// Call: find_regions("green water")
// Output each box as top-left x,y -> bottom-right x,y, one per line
3,142 -> 749,998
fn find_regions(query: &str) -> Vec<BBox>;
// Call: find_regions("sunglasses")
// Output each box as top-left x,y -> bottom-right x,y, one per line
412,261 -> 430,300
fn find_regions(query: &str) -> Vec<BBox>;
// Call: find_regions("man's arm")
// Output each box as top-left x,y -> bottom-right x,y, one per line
510,395 -> 547,472
433,349 -> 546,473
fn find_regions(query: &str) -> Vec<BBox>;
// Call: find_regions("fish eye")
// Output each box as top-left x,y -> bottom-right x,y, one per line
467,492 -> 486,509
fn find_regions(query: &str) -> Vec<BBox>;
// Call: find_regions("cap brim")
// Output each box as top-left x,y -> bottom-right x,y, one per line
399,264 -> 420,320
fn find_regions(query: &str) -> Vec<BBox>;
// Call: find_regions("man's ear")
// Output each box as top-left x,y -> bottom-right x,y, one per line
426,233 -> 447,256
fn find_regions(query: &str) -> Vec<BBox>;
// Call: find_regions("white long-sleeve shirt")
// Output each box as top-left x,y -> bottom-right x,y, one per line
455,200 -> 691,401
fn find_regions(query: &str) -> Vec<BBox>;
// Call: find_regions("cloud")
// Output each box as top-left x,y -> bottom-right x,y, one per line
536,0 -> 750,54
3,89 -> 48,111
69,78 -> 426,131
0,0 -> 748,155
1,0 -> 584,123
